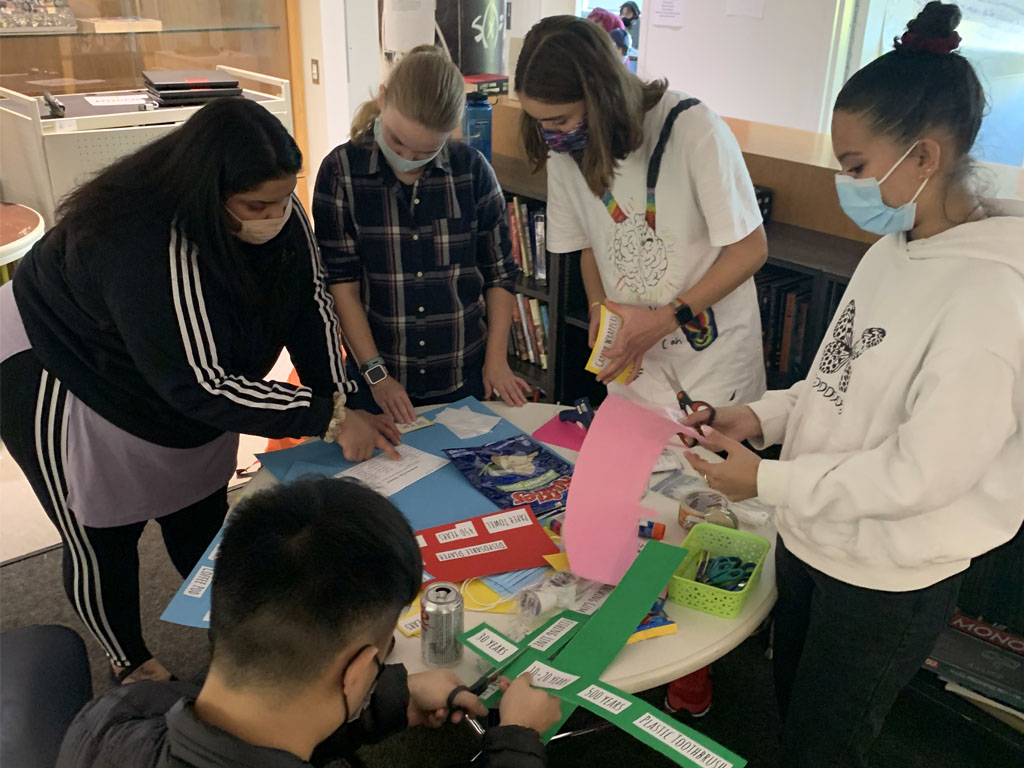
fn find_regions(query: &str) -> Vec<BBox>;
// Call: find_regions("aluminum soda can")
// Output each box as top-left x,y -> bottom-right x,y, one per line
420,581 -> 464,667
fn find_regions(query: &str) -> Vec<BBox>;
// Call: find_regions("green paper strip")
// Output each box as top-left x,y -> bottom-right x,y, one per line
487,542 -> 688,739
475,610 -> 589,707
542,665 -> 746,768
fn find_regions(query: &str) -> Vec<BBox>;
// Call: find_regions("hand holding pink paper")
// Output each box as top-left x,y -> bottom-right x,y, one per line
562,395 -> 684,585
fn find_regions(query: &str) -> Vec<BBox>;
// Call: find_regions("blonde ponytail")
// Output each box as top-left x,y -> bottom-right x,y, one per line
350,45 -> 465,145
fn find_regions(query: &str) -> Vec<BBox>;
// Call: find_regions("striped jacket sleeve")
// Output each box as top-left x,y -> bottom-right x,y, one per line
287,198 -> 360,397
100,217 -> 338,440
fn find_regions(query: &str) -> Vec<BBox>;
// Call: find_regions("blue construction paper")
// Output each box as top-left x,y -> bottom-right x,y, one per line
281,461 -> 337,484
256,440 -> 348,481
159,528 -> 222,628
163,398 -> 555,629
255,397 -> 529,531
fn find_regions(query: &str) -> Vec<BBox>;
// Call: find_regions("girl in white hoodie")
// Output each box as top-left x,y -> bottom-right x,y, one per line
683,3 -> 1024,766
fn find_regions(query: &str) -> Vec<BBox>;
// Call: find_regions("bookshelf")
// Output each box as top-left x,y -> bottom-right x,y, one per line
492,153 -> 870,404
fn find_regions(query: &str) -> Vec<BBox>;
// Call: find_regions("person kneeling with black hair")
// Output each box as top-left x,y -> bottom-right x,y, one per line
56,478 -> 561,768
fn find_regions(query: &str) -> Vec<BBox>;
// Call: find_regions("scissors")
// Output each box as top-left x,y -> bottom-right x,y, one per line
663,366 -> 715,424
445,657 -> 516,730
663,366 -> 723,457
700,556 -> 755,590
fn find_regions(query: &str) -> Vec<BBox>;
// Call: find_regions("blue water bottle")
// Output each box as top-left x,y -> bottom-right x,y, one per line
463,92 -> 492,162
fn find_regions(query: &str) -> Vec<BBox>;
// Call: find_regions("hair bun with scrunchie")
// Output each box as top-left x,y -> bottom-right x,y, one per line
897,1 -> 963,54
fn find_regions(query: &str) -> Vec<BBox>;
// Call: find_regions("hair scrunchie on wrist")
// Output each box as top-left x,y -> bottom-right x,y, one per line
323,391 -> 348,443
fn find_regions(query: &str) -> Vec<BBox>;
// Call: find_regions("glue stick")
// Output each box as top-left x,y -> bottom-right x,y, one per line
638,519 -> 666,540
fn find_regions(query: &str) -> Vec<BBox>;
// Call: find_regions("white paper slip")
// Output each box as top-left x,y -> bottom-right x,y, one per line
397,611 -> 421,637
520,661 -> 579,690
336,444 -> 448,497
578,684 -> 632,715
396,416 -> 434,434
434,406 -> 501,440
572,583 -> 614,615
465,627 -> 520,663
84,94 -> 151,106
435,521 -> 477,544
436,540 -> 508,561
481,507 -> 532,534
184,566 -> 215,598
529,617 -> 578,651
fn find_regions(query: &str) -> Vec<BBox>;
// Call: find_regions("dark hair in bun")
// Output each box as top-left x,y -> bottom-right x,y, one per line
835,2 -> 984,166
898,1 -> 962,53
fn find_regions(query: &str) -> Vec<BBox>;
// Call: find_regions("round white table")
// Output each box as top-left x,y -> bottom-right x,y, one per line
0,202 -> 44,269
245,401 -> 777,694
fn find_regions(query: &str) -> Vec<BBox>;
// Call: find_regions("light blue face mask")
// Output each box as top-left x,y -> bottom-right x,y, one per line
481,566 -> 549,598
834,141 -> 929,235
373,116 -> 440,173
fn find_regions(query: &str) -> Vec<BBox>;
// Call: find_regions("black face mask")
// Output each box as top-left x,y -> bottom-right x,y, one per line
340,644 -> 384,724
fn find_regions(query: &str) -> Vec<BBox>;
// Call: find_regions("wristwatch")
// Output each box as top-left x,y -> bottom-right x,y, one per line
359,356 -> 389,386
672,298 -> 694,328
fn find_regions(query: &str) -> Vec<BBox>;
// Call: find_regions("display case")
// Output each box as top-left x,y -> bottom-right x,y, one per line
0,0 -> 309,206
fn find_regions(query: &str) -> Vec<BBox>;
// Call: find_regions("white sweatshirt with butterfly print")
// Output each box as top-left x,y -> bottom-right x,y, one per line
749,199 -> 1024,591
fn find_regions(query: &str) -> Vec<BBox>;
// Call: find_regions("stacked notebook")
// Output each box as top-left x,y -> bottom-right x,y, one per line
143,70 -> 242,107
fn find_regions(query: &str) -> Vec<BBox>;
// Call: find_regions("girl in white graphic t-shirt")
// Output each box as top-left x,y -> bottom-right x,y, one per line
514,15 -> 767,410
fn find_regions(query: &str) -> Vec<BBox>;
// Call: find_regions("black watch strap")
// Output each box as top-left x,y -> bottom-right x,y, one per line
674,301 -> 694,328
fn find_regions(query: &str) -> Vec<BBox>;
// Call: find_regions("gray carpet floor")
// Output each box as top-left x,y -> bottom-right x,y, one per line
2,521 -> 1022,768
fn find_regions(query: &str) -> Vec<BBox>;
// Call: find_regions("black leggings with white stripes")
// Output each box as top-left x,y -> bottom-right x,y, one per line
1,350 -> 228,669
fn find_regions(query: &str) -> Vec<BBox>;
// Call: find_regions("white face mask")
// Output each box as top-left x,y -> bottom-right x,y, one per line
227,197 -> 293,244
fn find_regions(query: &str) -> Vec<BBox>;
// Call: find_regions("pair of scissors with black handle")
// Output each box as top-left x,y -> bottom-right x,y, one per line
445,668 -> 504,732
663,367 -> 728,459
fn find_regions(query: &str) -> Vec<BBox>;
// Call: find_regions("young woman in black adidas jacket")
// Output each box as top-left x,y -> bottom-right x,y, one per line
0,98 -> 398,684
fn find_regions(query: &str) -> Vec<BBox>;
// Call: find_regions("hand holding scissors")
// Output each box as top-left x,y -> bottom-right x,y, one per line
663,366 -> 716,448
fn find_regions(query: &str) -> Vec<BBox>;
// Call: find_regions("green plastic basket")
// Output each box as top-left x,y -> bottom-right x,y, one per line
668,523 -> 771,618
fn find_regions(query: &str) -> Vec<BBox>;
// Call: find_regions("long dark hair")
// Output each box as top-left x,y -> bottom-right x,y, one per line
834,2 -> 984,179
57,97 -> 302,305
515,15 -> 666,196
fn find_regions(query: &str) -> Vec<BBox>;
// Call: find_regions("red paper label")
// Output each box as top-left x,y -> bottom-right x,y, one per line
416,506 -> 559,583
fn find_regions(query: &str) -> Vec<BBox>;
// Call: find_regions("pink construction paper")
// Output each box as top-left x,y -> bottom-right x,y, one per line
532,415 -> 588,452
563,395 -> 683,585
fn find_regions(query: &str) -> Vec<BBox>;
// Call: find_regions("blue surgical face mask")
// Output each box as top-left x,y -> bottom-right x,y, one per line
374,116 -> 440,173
539,116 -> 589,153
481,566 -> 549,598
834,141 -> 929,235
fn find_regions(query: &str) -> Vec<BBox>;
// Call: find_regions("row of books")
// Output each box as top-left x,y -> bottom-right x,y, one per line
510,294 -> 551,370
924,612 -> 1024,716
507,197 -> 547,284
755,266 -> 814,377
